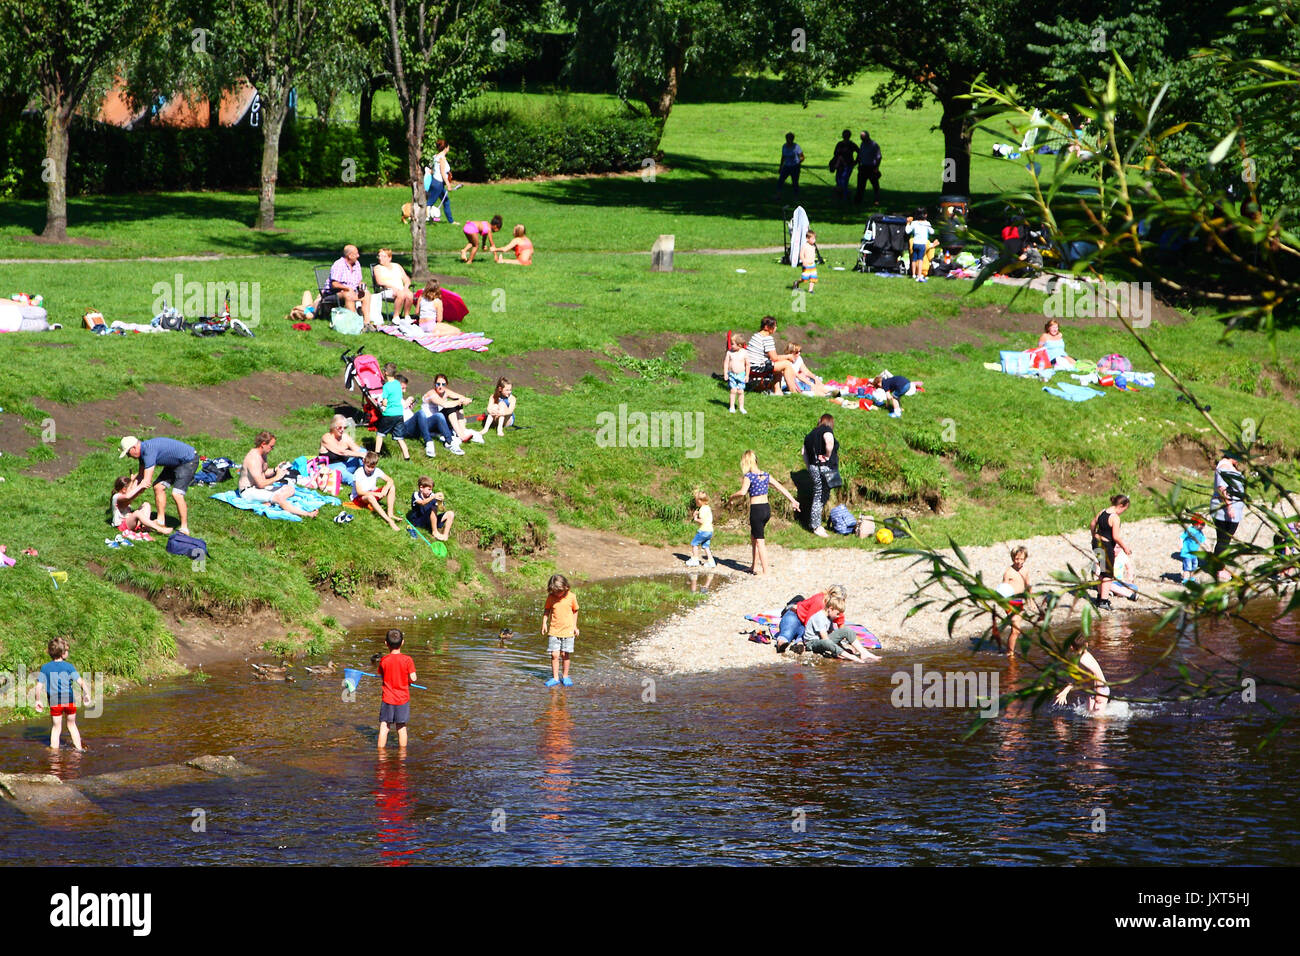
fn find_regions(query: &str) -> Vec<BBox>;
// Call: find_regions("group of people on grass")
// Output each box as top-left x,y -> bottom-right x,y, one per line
776,129 -> 884,204
364,366 -> 517,460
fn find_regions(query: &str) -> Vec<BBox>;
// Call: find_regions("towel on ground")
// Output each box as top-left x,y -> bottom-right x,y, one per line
210,486 -> 340,521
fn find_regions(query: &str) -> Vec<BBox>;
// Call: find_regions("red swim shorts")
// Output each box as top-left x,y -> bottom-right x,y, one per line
49,703 -> 76,717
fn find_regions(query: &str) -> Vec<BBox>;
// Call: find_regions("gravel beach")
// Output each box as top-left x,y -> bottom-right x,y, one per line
628,512 -> 1280,675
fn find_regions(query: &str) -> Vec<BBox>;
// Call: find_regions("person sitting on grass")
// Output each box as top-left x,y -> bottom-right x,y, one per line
111,475 -> 171,537
477,377 -> 516,437
492,224 -> 534,265
407,475 -> 456,541
1037,319 -> 1075,369
415,280 -> 461,336
745,315 -> 800,395
238,431 -> 319,518
352,451 -> 401,531
422,374 -> 481,445
787,343 -> 821,392
373,248 -> 415,322
320,414 -> 367,466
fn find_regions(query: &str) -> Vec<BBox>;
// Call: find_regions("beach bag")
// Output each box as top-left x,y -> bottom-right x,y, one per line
1000,350 -> 1031,374
330,307 -> 364,335
314,468 -> 342,496
856,514 -> 876,538
165,532 -> 207,561
829,504 -> 857,535
1099,353 -> 1132,373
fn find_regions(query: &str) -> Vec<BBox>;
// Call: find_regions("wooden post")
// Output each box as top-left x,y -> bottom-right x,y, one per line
651,234 -> 675,272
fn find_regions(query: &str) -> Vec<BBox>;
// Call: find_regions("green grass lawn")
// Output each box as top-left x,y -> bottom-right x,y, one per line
1,71 -> 1294,698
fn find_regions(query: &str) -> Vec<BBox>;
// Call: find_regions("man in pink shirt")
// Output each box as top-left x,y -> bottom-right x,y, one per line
330,244 -> 372,322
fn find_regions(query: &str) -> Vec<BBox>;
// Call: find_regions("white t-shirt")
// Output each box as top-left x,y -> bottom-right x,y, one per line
111,493 -> 130,526
697,504 -> 713,534
781,142 -> 803,167
907,220 -> 933,245
353,466 -> 389,496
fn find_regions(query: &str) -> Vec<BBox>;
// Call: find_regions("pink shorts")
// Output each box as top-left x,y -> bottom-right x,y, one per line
463,222 -> 482,237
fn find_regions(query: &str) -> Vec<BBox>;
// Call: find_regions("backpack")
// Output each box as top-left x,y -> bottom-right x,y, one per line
829,504 -> 857,535
331,307 -> 364,335
165,532 -> 208,561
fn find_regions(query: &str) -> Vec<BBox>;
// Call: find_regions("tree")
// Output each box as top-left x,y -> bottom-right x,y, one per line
381,0 -> 503,279
561,0 -> 773,123
1,0 -> 153,240
782,0 -> 1065,196
223,0 -> 330,230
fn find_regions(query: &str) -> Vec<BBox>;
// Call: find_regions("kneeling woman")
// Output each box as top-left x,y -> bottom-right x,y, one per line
775,585 -> 846,654
728,450 -> 799,575
407,476 -> 455,541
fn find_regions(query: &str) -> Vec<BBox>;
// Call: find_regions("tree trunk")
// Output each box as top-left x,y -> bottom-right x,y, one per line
207,95 -> 219,128
40,100 -> 71,241
359,80 -> 374,139
255,85 -> 291,231
939,97 -> 973,196
650,61 -> 680,121
408,122 -> 428,280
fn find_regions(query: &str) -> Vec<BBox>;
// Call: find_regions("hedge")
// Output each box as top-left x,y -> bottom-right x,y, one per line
0,100 -> 661,197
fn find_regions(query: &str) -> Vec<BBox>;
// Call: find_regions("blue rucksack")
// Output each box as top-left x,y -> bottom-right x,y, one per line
829,505 -> 857,535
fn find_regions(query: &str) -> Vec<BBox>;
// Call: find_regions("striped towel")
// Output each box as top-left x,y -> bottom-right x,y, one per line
379,324 -> 492,353
210,487 -> 340,522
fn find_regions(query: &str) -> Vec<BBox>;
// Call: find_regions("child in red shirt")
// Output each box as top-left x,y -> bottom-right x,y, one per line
376,628 -> 417,749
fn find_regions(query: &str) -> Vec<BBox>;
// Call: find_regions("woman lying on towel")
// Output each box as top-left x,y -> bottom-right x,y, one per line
1038,320 -> 1076,369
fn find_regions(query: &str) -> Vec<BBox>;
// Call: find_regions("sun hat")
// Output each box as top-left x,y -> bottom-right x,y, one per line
119,436 -> 140,458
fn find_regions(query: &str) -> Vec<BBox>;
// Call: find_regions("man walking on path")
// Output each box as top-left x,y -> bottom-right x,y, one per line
120,435 -> 200,536
855,130 -> 882,204
803,413 -> 840,537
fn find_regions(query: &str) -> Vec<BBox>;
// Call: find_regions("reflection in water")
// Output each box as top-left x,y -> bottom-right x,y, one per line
687,572 -> 716,594
537,693 -> 574,865
47,746 -> 85,781
374,751 -> 417,866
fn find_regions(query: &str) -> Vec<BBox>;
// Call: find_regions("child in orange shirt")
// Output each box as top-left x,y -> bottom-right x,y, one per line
542,573 -> 579,687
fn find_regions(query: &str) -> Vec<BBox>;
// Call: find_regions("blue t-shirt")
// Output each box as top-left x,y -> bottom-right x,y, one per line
881,375 -> 911,397
39,660 -> 80,706
1180,527 -> 1206,559
382,380 -> 404,416
140,437 -> 196,469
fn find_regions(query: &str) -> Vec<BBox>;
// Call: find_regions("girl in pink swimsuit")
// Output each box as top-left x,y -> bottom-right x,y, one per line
460,215 -> 503,263
492,224 -> 534,265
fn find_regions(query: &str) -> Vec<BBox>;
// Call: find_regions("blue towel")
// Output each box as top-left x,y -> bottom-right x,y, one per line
210,486 -> 341,522
1043,383 -> 1104,402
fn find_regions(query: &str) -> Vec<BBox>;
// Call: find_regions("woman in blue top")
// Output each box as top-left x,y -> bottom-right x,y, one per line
1038,319 -> 1075,368
728,450 -> 800,576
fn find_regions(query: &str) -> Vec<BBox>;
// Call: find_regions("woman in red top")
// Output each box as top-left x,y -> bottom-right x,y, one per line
774,585 -> 847,654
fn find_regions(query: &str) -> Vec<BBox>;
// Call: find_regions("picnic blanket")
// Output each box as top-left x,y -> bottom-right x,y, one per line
1043,383 -> 1104,402
379,324 -> 491,354
210,487 -> 340,521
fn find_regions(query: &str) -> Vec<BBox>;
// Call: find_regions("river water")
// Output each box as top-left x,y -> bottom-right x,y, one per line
2,577 -> 1297,865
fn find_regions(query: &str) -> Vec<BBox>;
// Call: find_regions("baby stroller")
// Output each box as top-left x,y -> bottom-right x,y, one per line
853,214 -> 908,273
340,347 -> 385,431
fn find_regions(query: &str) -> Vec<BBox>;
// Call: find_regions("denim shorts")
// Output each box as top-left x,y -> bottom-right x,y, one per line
1181,556 -> 1199,574
691,530 -> 713,548
547,635 -> 575,653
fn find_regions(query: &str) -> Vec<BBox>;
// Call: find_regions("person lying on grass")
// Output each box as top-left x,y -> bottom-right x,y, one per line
111,475 -> 171,536
407,475 -> 456,541
238,431 -> 319,518
321,414 -> 367,465
351,451 -> 401,531
491,224 -> 534,265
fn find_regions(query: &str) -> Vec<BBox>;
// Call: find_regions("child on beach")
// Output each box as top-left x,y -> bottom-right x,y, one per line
34,637 -> 94,751
723,334 -> 750,413
1054,636 -> 1111,715
352,452 -> 402,531
461,215 -> 503,264
477,377 -> 516,437
376,628 -> 417,749
111,475 -> 170,537
542,574 -> 579,688
1180,514 -> 1207,584
906,208 -> 934,282
995,546 -> 1031,657
793,229 -> 818,294
686,490 -> 715,568
408,475 -> 456,541
492,224 -> 534,265
807,627 -> 882,663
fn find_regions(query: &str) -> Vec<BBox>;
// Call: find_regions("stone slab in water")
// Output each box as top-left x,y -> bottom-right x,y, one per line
75,763 -> 214,798
187,754 -> 263,778
0,772 -> 107,825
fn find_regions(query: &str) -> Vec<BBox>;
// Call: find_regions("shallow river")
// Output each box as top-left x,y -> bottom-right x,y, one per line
2,577 -> 1296,865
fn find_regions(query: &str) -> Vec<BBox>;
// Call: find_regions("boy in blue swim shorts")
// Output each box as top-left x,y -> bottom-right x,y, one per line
723,333 -> 751,413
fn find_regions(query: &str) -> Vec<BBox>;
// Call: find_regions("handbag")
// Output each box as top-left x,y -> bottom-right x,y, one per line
826,468 -> 843,489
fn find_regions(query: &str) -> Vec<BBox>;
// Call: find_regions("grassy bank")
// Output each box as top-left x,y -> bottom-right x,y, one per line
1,72 -> 1296,705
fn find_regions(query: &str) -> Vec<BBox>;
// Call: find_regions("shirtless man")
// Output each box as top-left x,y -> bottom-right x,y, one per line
238,432 -> 319,518
1054,638 -> 1111,715
997,546 -> 1032,657
320,414 -> 367,464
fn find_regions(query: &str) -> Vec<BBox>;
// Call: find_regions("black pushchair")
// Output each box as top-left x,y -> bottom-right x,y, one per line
853,214 -> 908,273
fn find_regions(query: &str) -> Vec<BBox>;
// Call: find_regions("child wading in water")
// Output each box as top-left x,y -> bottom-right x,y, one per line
996,546 -> 1031,657
376,628 -> 417,749
542,574 -> 579,688
35,637 -> 94,751
686,490 -> 715,568
723,333 -> 751,413
793,229 -> 818,294
1054,636 -> 1111,715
